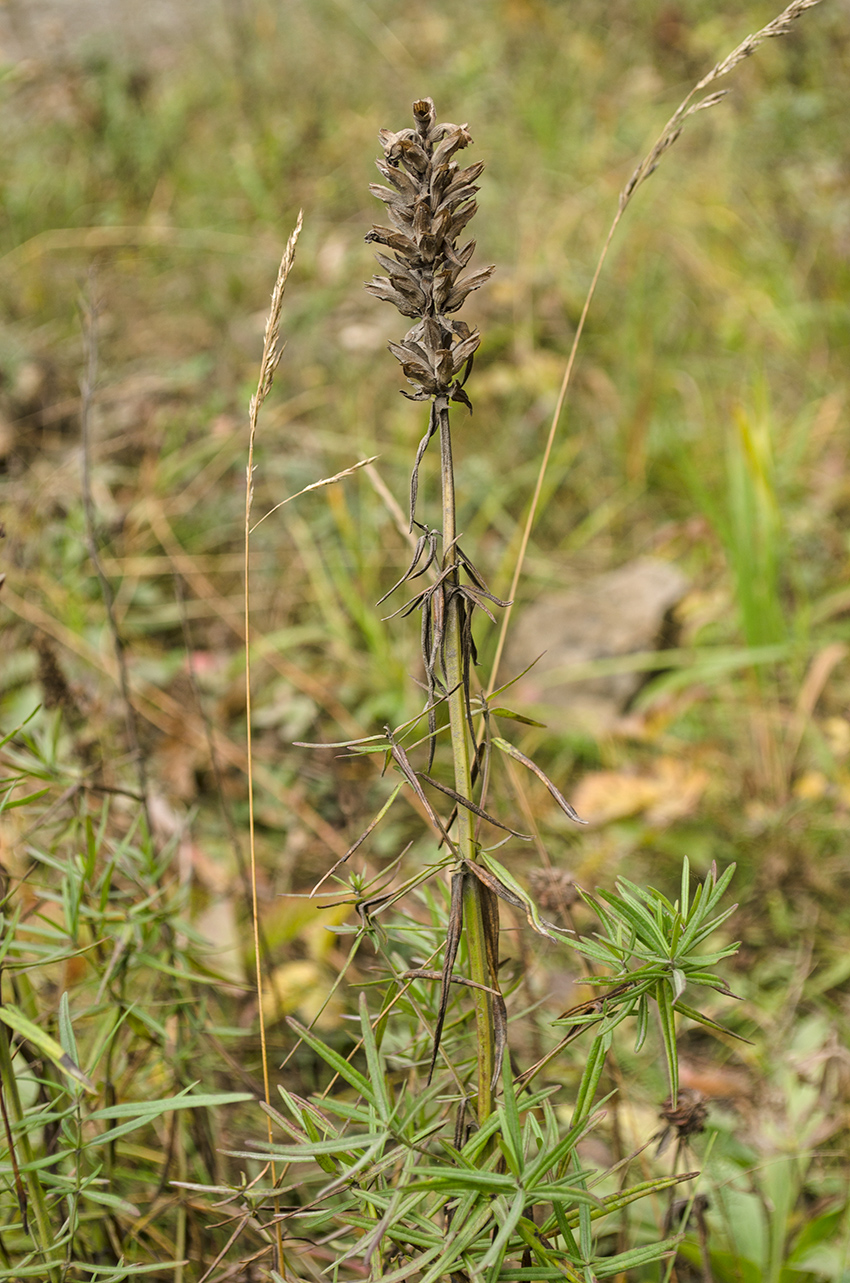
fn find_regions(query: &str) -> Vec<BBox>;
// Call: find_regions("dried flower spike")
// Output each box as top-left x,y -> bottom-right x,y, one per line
365,97 -> 493,412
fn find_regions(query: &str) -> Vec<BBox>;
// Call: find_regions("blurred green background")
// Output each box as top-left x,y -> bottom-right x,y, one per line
2,0 -> 850,1275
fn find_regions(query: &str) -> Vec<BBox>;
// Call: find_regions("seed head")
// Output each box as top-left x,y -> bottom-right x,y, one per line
365,97 -> 493,407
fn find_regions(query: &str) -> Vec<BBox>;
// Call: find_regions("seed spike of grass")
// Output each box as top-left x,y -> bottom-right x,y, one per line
487,0 -> 824,696
243,207 -> 303,1276
249,455 -> 378,532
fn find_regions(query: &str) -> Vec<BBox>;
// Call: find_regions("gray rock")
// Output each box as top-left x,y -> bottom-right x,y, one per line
503,557 -> 688,731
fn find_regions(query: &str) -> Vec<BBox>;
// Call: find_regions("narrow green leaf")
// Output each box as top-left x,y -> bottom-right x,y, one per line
0,785 -> 50,812
461,1088 -> 556,1163
588,1173 -> 696,1219
302,1111 -> 339,1174
594,1235 -> 680,1275
572,1035 -> 608,1125
516,1217 -> 584,1281
678,907 -> 740,955
230,1133 -> 384,1160
0,906 -> 22,965
492,736 -> 586,824
552,1201 -> 581,1254
374,1240 -> 450,1283
490,707 -> 547,728
64,1184 -> 140,1215
80,1092 -> 252,1152
597,889 -> 668,954
618,875 -> 677,915
700,862 -> 737,918
634,995 -> 648,1053
359,992 -> 391,1121
542,1184 -> 605,1209
568,938 -> 625,966
578,1201 -> 591,1262
306,1094 -> 372,1124
0,708 -> 40,751
499,1058 -> 524,1173
132,952 -> 245,989
287,1017 -> 375,1103
406,1168 -> 514,1193
88,1091 -> 252,1120
57,992 -> 78,1069
0,1266 -> 180,1280
55,1263 -> 189,1277
523,1109 -> 605,1188
674,999 -> 752,1043
479,1190 -> 526,1273
0,1003 -> 95,1094
416,1202 -> 497,1283
477,851 -> 551,937
656,980 -> 679,1105
499,1267 -> 580,1281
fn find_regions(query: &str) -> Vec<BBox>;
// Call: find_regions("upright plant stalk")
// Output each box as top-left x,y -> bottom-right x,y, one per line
0,1022 -> 61,1283
366,100 -> 499,1120
244,208 -> 302,1271
438,398 -> 495,1118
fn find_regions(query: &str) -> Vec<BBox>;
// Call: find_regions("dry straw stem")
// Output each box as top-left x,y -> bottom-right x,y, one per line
487,0 -> 824,694
243,208 -> 302,1274
250,455 -> 378,532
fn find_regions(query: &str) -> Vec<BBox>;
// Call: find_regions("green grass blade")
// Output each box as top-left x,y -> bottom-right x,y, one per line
0,1003 -> 95,1094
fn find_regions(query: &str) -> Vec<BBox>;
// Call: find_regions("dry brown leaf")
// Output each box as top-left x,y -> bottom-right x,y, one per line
571,757 -> 709,827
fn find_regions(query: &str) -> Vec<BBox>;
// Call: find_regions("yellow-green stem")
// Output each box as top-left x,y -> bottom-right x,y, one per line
0,1023 -> 61,1283
438,398 -> 495,1122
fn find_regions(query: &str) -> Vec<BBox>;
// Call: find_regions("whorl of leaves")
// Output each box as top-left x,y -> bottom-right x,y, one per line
365,97 -> 493,407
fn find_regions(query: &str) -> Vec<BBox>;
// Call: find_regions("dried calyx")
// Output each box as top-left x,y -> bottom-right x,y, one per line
365,97 -> 493,417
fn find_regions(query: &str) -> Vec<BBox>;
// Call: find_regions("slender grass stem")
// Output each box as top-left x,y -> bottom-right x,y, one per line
244,209 -> 302,1272
487,0 -> 822,696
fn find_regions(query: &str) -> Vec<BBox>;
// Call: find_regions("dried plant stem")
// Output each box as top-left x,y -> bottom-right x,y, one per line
244,209 -> 302,1273
487,221 -> 615,694
175,577 -> 276,983
487,0 -> 822,694
439,399 -> 495,1120
250,455 -> 378,532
